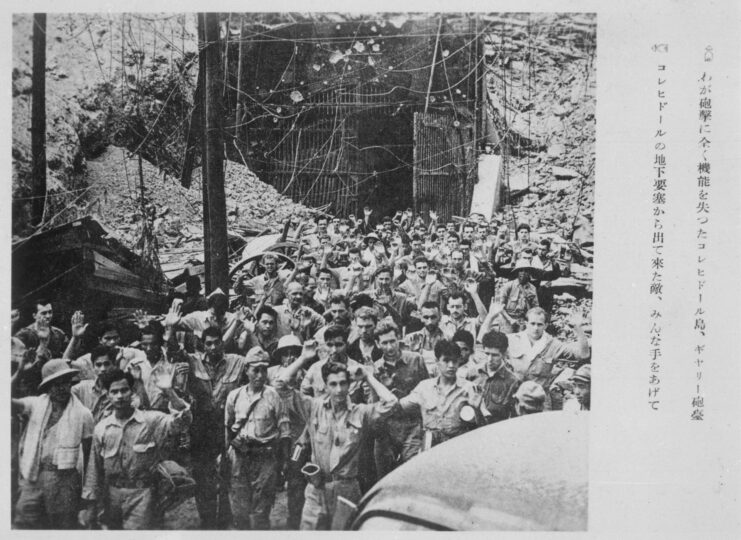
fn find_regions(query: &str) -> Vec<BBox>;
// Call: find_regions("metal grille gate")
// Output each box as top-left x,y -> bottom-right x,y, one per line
413,112 -> 476,222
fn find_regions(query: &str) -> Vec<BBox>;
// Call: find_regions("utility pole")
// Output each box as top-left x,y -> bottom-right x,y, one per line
30,13 -> 47,227
198,12 -> 229,294
235,14 -> 245,141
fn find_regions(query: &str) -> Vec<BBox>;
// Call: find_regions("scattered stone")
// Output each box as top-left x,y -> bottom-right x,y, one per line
547,143 -> 565,158
551,166 -> 580,179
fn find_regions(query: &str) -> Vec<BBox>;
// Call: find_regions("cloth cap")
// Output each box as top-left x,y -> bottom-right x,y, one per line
514,381 -> 546,410
38,359 -> 79,391
572,364 -> 591,383
245,346 -> 270,367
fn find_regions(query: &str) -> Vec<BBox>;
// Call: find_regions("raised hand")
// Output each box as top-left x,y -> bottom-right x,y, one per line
127,362 -> 142,381
174,362 -> 190,377
463,278 -> 479,295
407,332 -> 423,349
468,388 -> 483,409
235,306 -> 250,323
429,210 -> 438,222
133,309 -> 150,329
289,314 -> 301,332
154,367 -> 175,391
354,363 -> 372,381
163,302 -> 182,329
71,311 -> 88,338
302,339 -> 318,360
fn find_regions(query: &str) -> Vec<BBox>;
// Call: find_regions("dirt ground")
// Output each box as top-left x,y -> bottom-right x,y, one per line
165,490 -> 289,530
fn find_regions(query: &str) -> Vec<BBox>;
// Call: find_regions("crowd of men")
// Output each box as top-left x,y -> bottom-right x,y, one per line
11,206 -> 592,530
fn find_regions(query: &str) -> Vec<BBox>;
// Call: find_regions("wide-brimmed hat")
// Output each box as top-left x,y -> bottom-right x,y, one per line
364,232 -> 381,243
38,359 -> 79,391
513,256 -> 543,274
274,335 -> 302,359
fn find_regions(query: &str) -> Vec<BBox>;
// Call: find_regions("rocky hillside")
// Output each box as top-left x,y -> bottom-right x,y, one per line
483,12 -> 596,237
12,13 -> 316,264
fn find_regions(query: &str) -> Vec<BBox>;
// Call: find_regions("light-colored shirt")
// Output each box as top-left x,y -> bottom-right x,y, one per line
399,377 -> 479,441
506,331 -> 586,388
304,395 -> 397,478
440,314 -> 480,340
224,385 -> 290,444
497,279 -> 539,321
404,327 -> 446,354
17,394 -> 94,482
82,405 -> 192,500
72,379 -> 120,423
71,346 -> 149,382
398,276 -> 445,305
301,357 -> 363,399
180,309 -> 239,339
275,303 -> 325,341
245,272 -> 288,306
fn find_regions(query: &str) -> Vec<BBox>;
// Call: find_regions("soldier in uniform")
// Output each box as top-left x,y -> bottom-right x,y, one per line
398,340 -> 482,449
175,325 -> 247,529
268,335 -> 313,529
224,348 -> 291,530
277,357 -> 398,530
72,345 -> 148,423
472,331 -> 520,423
80,368 -> 192,529
404,301 -> 446,377
506,307 -> 590,409
372,320 -> 429,478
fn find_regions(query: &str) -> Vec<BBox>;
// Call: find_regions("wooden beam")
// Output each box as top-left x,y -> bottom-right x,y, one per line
199,13 -> 230,295
30,13 -> 47,227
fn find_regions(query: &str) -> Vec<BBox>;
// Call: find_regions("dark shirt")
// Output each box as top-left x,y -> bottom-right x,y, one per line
346,338 -> 383,365
373,351 -> 430,444
14,324 -> 69,396
473,363 -> 520,424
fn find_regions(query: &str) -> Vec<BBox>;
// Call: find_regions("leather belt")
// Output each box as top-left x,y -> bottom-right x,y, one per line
109,477 -> 152,489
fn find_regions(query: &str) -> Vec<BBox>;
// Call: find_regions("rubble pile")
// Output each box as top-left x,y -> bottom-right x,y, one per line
85,146 -> 316,268
485,13 -> 596,235
551,296 -> 593,341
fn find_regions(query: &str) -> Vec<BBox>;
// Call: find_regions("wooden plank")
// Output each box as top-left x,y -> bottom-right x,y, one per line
87,276 -> 162,303
471,153 -> 502,219
93,267 -> 145,288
